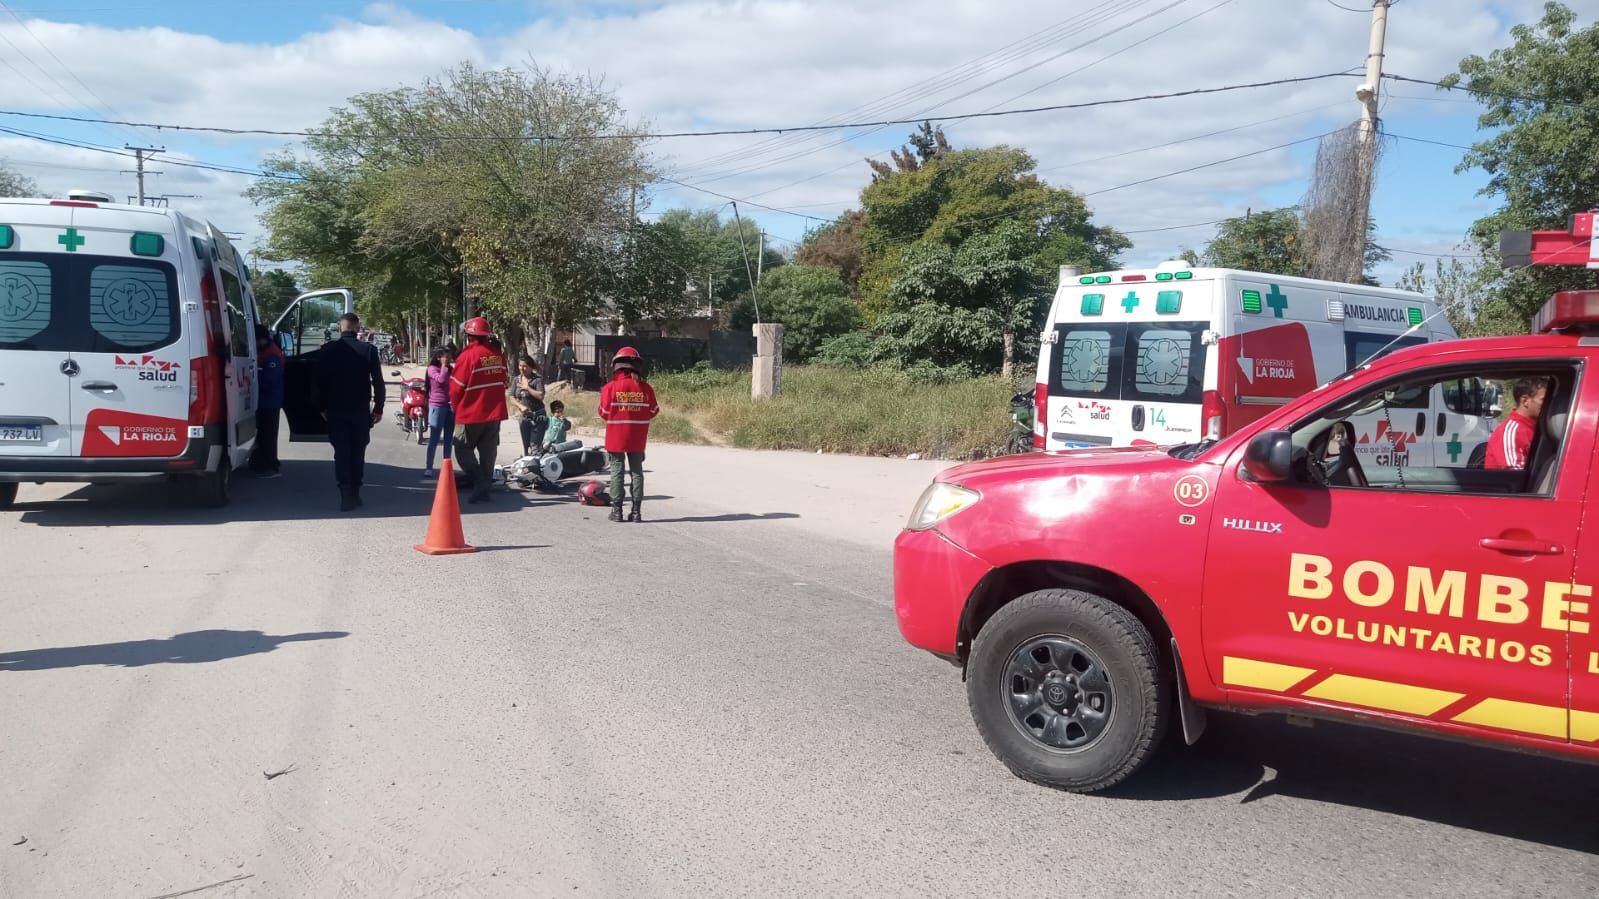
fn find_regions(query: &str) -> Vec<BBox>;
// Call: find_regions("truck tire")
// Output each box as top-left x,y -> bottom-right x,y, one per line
967,589 -> 1168,792
196,461 -> 231,508
0,482 -> 16,509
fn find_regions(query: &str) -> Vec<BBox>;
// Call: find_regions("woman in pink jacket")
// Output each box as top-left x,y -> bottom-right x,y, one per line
422,344 -> 457,478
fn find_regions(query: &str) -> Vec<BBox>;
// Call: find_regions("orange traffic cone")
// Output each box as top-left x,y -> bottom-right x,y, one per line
414,465 -> 478,555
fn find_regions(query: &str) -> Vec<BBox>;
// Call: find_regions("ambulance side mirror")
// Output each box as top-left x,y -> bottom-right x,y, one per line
1242,431 -> 1293,483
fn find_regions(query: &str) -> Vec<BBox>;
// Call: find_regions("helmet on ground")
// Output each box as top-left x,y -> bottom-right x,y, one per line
612,346 -> 642,371
463,316 -> 493,337
577,480 -> 611,507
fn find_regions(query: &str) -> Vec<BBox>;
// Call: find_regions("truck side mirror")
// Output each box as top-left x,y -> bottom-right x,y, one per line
1242,430 -> 1294,482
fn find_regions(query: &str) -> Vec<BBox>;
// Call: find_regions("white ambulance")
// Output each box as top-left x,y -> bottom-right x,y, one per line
1032,261 -> 1496,470
0,192 -> 351,508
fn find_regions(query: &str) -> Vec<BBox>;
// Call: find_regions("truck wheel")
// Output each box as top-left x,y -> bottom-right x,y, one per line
967,589 -> 1168,792
196,462 -> 231,508
0,482 -> 16,509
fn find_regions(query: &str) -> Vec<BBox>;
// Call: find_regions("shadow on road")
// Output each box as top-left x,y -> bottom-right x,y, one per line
10,460 -> 547,526
0,629 -> 349,671
1107,712 -> 1599,854
651,512 -> 801,524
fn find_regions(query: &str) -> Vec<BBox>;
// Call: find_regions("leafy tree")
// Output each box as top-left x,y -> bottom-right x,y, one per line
654,207 -> 785,327
750,265 -> 856,362
0,162 -> 38,198
1190,207 -> 1389,283
1442,2 -> 1599,331
849,137 -> 1126,375
795,210 -> 865,293
1395,256 -> 1512,337
250,268 -> 302,325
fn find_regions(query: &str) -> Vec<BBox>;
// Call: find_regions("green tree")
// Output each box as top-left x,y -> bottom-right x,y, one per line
1196,208 -> 1303,274
851,136 -> 1126,375
752,265 -> 857,362
1192,207 -> 1390,283
1395,256 -> 1512,337
250,268 -> 302,325
1442,2 -> 1599,330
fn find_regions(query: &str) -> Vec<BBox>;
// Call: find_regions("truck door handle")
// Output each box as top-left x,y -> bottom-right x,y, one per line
1131,405 -> 1145,431
79,381 -> 118,393
1480,537 -> 1563,555
1437,413 -> 1446,436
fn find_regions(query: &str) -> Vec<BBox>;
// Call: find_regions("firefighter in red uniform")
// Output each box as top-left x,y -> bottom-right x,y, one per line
449,317 -> 510,504
597,346 -> 659,522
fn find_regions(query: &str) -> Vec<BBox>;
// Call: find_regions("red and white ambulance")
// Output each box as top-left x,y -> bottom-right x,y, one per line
898,244 -> 1599,791
0,192 -> 350,508
1034,262 -> 1469,461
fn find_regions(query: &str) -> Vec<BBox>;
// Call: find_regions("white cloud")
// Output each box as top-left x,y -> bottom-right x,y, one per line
0,0 -> 1574,269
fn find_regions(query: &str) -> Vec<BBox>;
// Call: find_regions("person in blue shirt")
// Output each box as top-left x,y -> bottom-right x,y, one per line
251,324 -> 286,478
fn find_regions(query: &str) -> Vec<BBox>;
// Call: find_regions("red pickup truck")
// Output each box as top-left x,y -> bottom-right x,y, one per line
895,288 -> 1599,792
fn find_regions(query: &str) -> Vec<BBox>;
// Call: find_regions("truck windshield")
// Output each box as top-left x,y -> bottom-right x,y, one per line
0,252 -> 180,354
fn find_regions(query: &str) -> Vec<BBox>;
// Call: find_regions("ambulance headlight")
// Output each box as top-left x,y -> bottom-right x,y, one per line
907,482 -> 981,531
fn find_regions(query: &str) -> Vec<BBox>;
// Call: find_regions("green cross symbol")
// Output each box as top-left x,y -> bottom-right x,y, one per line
58,227 -> 85,252
1265,284 -> 1288,318
1120,290 -> 1140,313
1446,433 -> 1462,463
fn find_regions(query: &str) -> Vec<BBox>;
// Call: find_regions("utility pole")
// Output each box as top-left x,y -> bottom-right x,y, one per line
123,146 -> 164,206
756,230 -> 765,285
1353,0 -> 1390,261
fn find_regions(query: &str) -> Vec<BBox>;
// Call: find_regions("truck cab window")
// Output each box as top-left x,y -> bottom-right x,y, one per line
1287,365 -> 1574,497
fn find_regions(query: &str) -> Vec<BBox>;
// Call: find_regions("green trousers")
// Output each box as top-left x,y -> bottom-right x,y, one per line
607,451 -> 644,502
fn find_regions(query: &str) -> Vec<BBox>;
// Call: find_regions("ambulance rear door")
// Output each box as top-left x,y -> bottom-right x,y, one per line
1043,280 -> 1212,447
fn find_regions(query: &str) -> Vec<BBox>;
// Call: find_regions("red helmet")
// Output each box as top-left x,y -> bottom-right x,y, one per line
612,346 -> 641,370
463,316 -> 493,337
577,481 -> 611,507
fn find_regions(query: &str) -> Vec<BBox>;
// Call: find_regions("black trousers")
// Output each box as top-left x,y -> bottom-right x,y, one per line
328,416 -> 372,488
518,414 -> 549,456
250,408 -> 281,472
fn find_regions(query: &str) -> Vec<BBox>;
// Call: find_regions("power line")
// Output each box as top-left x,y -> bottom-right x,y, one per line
0,72 -> 1363,141
692,0 -> 1199,185
1381,73 -> 1583,109
1084,130 -> 1332,196
1324,0 -> 1369,11
680,0 -> 1171,175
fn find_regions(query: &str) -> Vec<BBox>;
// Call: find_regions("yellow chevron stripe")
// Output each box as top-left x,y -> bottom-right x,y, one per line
1572,711 -> 1599,743
1452,698 -> 1567,739
1222,656 -> 1316,692
1302,674 -> 1463,716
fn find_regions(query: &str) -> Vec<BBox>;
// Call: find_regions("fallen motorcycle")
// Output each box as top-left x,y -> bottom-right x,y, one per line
502,439 -> 610,491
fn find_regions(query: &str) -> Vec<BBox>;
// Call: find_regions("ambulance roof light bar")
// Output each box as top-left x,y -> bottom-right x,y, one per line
1532,290 -> 1599,334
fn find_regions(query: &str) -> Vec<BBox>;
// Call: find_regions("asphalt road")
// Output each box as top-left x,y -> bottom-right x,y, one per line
2,425 -> 1597,898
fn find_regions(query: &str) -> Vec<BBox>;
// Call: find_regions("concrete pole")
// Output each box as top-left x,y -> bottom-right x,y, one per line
752,322 -> 783,399
1356,0 -> 1389,150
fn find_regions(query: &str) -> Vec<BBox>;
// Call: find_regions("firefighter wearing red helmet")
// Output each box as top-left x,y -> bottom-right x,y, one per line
449,316 -> 509,504
597,346 -> 660,522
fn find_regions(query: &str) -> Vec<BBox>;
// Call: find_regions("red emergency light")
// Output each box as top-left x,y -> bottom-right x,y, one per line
1532,290 -> 1599,334
1500,212 -> 1598,268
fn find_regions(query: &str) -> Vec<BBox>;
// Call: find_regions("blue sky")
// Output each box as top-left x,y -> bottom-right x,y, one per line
0,0 -> 1578,285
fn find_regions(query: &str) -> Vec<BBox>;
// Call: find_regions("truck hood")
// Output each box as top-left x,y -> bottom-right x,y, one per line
938,446 -> 1173,484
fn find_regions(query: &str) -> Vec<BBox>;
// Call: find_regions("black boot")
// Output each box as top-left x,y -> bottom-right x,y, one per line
608,501 -> 624,522
628,498 -> 642,523
339,487 -> 357,512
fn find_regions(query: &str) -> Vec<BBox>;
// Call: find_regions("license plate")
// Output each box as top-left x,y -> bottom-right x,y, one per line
0,425 -> 43,442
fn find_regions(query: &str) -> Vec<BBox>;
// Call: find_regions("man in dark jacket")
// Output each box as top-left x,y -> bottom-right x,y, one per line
318,313 -> 385,511
250,324 -> 286,478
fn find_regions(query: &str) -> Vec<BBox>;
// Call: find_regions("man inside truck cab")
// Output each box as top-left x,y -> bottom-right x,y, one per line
1486,376 -> 1550,470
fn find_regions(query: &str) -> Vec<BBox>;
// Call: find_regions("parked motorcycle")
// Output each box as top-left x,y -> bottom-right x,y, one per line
1007,388 -> 1036,455
395,377 -> 427,444
503,439 -> 610,491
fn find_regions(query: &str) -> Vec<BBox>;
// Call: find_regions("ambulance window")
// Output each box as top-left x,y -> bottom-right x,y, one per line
1125,324 -> 1205,403
220,269 -> 249,358
1345,332 -> 1425,369
0,260 -> 52,348
1054,326 -> 1121,398
87,263 -> 179,352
